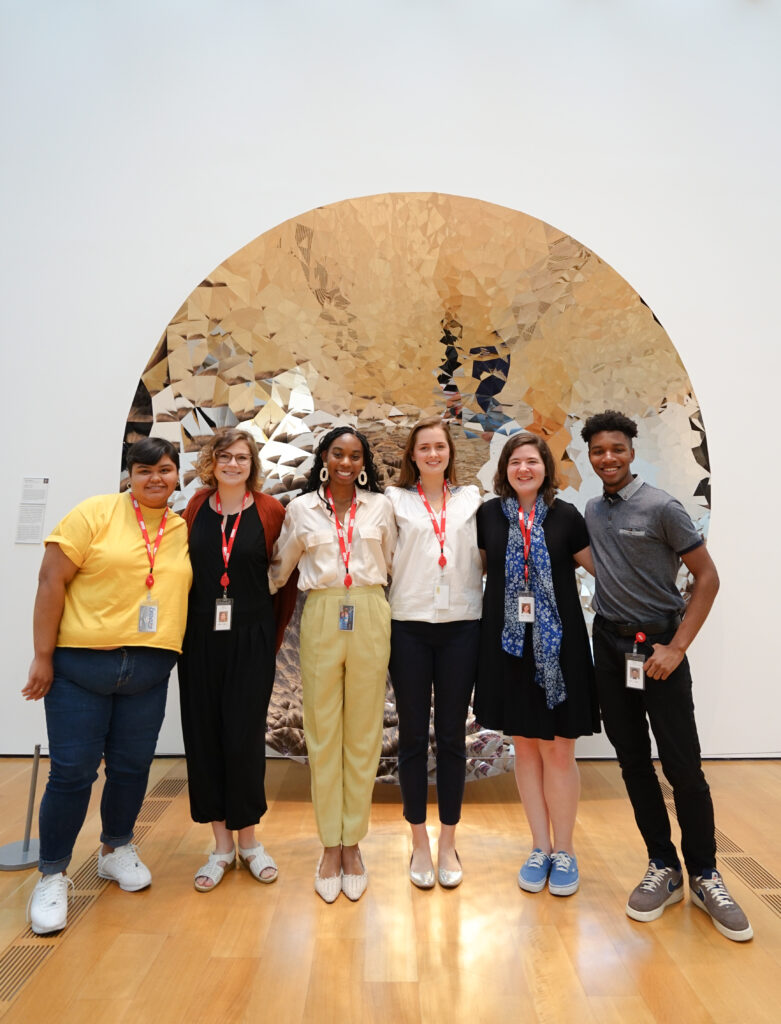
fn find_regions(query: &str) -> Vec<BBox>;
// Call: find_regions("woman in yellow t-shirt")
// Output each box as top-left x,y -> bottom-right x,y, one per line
22,437 -> 192,936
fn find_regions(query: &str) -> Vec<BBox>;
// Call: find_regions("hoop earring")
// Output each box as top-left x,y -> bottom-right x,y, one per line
319,466 -> 329,483
357,469 -> 368,486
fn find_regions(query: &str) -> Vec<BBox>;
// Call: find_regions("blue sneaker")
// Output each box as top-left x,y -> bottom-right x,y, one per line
518,849 -> 552,892
548,850 -> 579,896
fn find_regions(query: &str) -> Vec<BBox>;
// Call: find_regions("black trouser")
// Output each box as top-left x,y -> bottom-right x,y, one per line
592,617 -> 716,876
389,619 -> 479,826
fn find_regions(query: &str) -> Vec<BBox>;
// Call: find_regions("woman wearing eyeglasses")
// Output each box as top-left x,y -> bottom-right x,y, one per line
178,429 -> 297,892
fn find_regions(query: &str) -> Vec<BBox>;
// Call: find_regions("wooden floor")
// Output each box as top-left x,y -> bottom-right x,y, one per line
1,757 -> 781,1023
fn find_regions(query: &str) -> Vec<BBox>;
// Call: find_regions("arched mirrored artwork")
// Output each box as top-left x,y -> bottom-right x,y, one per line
124,192 -> 710,782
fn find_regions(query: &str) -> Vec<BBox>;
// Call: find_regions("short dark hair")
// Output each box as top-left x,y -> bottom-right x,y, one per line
195,428 -> 262,492
304,427 -> 384,497
397,417 -> 459,488
126,436 -> 180,472
493,432 -> 558,506
581,410 -> 638,446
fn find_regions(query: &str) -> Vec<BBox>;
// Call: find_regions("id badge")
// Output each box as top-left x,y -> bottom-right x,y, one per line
625,652 -> 646,690
517,592 -> 535,623
214,598 -> 233,632
434,583 -> 450,610
338,604 -> 355,631
138,598 -> 159,634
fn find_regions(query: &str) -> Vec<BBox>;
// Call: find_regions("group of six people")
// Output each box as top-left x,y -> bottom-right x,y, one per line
21,410 -> 752,942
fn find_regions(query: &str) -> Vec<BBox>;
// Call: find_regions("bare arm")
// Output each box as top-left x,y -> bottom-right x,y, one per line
573,545 -> 595,576
644,543 -> 720,681
22,544 -> 79,701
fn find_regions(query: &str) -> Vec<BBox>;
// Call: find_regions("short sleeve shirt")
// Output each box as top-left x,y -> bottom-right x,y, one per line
47,493 -> 192,652
584,476 -> 703,623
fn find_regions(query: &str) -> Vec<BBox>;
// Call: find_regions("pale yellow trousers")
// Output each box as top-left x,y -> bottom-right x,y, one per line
300,586 -> 391,847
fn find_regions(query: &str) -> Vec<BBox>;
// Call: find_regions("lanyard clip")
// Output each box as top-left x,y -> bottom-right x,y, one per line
633,631 -> 646,655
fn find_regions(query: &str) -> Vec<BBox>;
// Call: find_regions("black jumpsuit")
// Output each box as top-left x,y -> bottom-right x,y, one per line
178,502 -> 276,829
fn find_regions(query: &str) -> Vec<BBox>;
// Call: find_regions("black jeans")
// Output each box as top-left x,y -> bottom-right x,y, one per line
389,619 -> 479,826
592,618 -> 716,876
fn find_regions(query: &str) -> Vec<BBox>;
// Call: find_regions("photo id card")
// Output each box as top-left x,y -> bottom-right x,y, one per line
338,604 -> 355,631
138,598 -> 159,634
517,592 -> 535,623
434,582 -> 450,610
625,652 -> 646,690
214,598 -> 233,632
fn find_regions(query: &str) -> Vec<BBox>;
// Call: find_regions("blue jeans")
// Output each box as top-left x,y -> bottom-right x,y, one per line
39,646 -> 176,875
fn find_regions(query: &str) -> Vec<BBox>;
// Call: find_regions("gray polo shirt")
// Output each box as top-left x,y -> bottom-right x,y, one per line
585,475 -> 704,624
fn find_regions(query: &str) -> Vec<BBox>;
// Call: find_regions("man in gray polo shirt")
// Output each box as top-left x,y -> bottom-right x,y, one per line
581,410 -> 752,942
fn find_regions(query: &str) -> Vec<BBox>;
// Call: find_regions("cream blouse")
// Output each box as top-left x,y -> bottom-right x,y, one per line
269,488 -> 396,593
387,484 -> 483,622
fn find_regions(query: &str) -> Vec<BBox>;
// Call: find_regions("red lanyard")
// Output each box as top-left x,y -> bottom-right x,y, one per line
517,505 -> 535,586
131,495 -> 169,591
416,482 -> 448,568
215,491 -> 250,591
326,487 -> 357,588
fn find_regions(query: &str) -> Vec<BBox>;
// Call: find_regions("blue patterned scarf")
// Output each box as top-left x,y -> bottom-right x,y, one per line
501,495 -> 566,709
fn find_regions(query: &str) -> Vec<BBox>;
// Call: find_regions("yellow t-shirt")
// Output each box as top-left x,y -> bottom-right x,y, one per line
46,493 -> 192,653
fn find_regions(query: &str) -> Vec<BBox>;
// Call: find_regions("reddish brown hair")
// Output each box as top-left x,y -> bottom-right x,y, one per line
396,417 -> 459,488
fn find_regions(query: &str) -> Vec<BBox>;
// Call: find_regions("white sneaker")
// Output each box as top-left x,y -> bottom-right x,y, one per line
27,873 -> 74,935
97,844 -> 152,891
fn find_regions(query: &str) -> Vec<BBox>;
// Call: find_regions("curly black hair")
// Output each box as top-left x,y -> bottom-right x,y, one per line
580,410 -> 638,446
303,427 -> 384,509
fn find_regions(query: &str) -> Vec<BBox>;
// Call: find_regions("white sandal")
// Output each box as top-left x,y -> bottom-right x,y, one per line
238,843 -> 278,884
194,849 -> 236,892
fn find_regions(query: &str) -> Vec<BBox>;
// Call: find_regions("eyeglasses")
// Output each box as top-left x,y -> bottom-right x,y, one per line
216,453 -> 251,466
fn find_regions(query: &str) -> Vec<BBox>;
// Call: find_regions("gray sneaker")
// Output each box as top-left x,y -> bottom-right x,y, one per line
689,870 -> 753,942
626,859 -> 684,922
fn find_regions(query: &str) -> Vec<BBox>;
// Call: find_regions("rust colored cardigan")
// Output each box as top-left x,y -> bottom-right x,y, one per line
181,488 -> 298,653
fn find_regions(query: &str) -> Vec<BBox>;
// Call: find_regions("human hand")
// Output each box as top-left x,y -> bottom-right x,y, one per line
644,642 -> 685,681
22,656 -> 54,701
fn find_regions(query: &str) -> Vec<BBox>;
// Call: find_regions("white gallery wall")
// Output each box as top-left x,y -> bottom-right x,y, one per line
1,1 -> 778,756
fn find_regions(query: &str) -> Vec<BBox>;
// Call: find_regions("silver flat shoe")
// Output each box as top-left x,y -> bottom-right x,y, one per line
438,850 -> 463,889
410,853 -> 435,890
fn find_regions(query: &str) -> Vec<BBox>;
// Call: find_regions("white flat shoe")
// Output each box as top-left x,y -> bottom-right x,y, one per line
194,849 -> 236,892
342,851 -> 368,902
314,855 -> 341,904
238,843 -> 278,884
438,850 -> 463,889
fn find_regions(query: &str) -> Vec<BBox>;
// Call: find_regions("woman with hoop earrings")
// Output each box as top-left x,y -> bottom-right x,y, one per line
386,418 -> 483,890
270,427 -> 395,903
